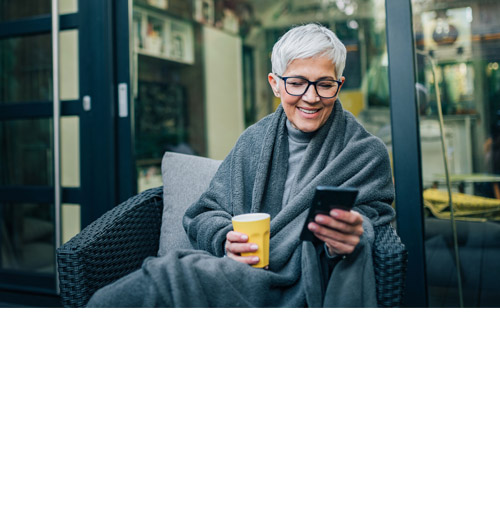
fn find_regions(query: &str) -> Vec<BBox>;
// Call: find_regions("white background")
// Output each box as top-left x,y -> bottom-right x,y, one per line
1,309 -> 499,530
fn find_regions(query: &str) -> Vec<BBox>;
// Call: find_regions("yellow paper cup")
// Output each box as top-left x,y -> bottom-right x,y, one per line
231,213 -> 270,268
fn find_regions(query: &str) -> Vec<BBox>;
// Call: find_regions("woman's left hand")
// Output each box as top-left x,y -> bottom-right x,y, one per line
308,209 -> 364,256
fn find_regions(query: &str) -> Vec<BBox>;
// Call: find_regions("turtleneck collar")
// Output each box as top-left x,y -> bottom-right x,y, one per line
286,119 -> 317,144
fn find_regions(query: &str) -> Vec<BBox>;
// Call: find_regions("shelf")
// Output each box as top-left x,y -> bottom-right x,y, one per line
133,6 -> 194,65
136,49 -> 191,65
134,0 -> 168,13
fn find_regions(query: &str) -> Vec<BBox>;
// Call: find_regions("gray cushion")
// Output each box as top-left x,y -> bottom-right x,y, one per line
158,151 -> 222,256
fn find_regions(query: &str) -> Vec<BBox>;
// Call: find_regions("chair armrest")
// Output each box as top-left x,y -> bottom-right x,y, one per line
373,223 -> 408,307
57,187 -> 164,307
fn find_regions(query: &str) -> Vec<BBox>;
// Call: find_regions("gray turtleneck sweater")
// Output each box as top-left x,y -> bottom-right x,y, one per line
284,119 -> 339,260
282,120 -> 316,208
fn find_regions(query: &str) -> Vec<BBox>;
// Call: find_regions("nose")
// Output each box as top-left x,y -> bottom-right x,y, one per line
302,82 -> 320,102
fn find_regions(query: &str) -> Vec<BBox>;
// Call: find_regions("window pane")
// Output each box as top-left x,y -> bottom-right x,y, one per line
412,1 -> 500,307
60,0 -> 78,15
60,30 -> 79,101
61,117 -> 80,188
0,202 -> 54,273
0,119 -> 53,187
0,1 -> 51,22
0,1 -> 77,21
0,34 -> 52,103
62,203 -> 80,243
0,116 -> 80,187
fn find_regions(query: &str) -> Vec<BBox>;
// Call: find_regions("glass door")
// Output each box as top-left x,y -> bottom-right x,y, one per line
411,0 -> 500,307
128,0 -> 204,194
0,0 -> 116,306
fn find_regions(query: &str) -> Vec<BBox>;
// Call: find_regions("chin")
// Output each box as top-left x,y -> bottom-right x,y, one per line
294,119 -> 323,133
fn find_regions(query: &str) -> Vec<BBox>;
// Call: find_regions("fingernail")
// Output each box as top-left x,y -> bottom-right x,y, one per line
252,256 -> 259,262
250,244 -> 258,251
331,210 -> 340,217
241,235 -> 248,241
309,223 -> 317,231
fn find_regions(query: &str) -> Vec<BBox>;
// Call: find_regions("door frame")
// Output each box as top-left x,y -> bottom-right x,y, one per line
385,0 -> 429,307
0,0 -> 117,306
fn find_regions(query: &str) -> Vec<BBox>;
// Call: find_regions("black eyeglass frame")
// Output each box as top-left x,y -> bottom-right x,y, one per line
275,74 -> 343,99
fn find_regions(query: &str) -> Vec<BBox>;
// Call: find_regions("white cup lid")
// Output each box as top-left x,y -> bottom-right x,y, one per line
232,213 -> 270,222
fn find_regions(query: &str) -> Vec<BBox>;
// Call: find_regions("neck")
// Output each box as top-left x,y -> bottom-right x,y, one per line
286,120 -> 316,143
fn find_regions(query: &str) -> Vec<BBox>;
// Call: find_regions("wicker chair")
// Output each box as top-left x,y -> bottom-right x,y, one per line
57,154 -> 407,308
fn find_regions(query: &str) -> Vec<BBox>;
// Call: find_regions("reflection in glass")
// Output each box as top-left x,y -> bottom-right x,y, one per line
0,203 -> 54,273
0,34 -> 52,103
413,0 -> 500,307
0,119 -> 52,187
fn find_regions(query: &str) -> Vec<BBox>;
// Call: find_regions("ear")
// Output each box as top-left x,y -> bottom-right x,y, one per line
268,73 -> 281,98
337,76 -> 346,95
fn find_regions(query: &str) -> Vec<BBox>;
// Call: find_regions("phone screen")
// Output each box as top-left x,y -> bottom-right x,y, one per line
299,186 -> 359,242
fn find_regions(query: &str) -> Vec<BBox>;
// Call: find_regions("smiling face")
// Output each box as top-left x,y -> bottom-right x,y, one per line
268,55 -> 344,133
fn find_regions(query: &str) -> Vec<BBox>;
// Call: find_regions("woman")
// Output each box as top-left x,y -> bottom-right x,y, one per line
225,24 -> 365,266
88,23 -> 395,308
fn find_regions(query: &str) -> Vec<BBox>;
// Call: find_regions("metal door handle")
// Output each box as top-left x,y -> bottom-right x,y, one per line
118,83 -> 129,118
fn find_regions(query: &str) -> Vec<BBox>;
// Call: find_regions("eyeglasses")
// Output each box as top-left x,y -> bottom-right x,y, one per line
275,75 -> 343,99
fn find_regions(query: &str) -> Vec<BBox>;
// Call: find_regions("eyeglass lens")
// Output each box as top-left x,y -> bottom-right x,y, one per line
285,77 -> 339,98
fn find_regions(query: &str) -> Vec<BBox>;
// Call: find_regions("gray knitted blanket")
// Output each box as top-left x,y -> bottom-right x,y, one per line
140,101 -> 394,307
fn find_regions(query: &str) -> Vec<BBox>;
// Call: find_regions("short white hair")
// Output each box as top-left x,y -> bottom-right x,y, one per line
271,23 -> 347,78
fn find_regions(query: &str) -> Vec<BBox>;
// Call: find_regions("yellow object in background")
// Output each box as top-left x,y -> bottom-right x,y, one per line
340,90 -> 364,117
232,213 -> 271,268
423,188 -> 500,221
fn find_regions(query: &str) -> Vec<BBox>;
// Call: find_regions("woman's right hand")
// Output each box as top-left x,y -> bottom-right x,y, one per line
225,231 -> 260,266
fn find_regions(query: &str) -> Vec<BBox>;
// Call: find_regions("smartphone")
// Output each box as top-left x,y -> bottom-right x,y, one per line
299,186 -> 359,242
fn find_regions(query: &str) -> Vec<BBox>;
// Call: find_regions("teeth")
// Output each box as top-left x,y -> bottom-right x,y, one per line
300,108 -> 318,114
